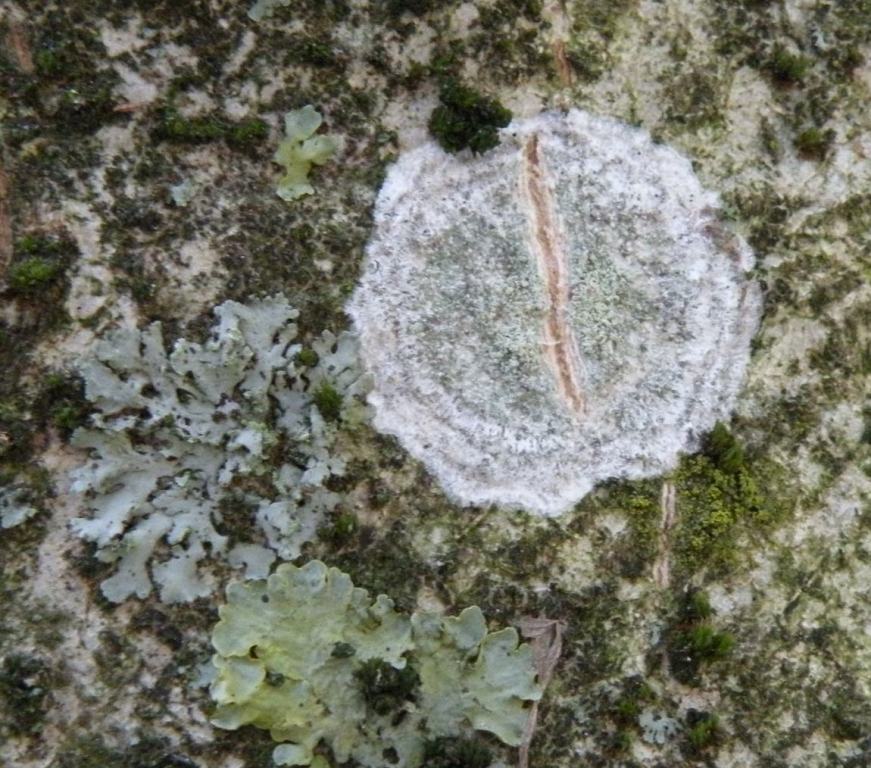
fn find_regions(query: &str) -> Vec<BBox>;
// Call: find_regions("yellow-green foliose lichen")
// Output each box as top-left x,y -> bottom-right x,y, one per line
274,106 -> 342,201
210,560 -> 541,767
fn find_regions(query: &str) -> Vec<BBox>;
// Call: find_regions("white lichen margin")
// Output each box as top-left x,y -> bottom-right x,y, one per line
348,110 -> 762,516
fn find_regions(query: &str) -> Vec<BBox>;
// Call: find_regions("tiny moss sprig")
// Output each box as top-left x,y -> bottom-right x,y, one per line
667,590 -> 736,685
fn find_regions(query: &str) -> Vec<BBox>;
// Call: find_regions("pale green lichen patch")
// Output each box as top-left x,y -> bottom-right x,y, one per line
210,560 -> 540,767
274,106 -> 343,201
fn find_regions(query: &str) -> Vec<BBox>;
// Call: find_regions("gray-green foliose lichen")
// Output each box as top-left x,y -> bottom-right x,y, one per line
70,295 -> 368,603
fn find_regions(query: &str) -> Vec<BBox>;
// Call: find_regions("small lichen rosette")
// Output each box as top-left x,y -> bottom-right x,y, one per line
348,109 -> 763,515
70,296 -> 369,603
210,560 -> 541,767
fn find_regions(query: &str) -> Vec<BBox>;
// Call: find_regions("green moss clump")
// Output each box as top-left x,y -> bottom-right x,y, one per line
312,381 -> 343,421
428,80 -> 512,154
152,106 -> 226,143
766,47 -> 812,85
54,734 -> 193,768
672,454 -> 758,574
4,236 -> 75,342
682,589 -> 714,623
287,35 -> 343,68
384,0 -> 448,17
8,258 -> 63,293
609,676 -> 655,728
7,234 -> 75,296
794,127 -> 834,161
354,658 -> 420,715
295,347 -> 320,368
152,106 -> 267,149
35,372 -> 91,439
671,423 -> 787,578
668,598 -> 736,685
686,711 -> 720,752
421,736 -> 493,768
702,421 -> 745,474
0,653 -> 51,735
226,118 -> 270,149
319,510 -> 359,545
681,624 -> 735,662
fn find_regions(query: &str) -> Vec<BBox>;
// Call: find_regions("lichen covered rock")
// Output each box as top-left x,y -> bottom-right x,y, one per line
349,110 -> 762,515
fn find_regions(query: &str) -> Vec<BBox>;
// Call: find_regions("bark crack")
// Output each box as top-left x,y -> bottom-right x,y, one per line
522,134 -> 586,416
653,480 -> 677,589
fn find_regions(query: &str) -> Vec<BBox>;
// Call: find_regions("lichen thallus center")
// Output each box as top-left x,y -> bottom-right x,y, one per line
521,134 -> 586,415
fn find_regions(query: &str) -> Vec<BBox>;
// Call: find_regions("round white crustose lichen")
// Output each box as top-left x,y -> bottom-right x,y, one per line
348,109 -> 762,516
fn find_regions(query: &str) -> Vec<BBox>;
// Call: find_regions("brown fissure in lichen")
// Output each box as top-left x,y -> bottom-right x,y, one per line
6,22 -> 34,74
653,480 -> 677,589
553,40 -> 573,88
522,134 -> 586,416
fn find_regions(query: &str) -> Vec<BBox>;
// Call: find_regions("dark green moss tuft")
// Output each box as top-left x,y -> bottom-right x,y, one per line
152,106 -> 225,143
428,80 -> 512,155
766,47 -> 812,85
7,234 -> 76,296
312,381 -> 343,421
681,589 -> 714,623
421,735 -> 493,768
383,0 -> 451,18
684,624 -> 735,661
8,258 -> 63,293
685,710 -> 720,752
0,653 -> 52,736
354,658 -> 420,716
55,734 -> 195,768
152,105 -> 268,150
226,118 -> 270,149
794,126 -> 834,161
702,422 -> 745,475
669,622 -> 735,685
295,347 -> 320,368
319,510 -> 359,545
287,35 -> 345,69
665,589 -> 737,684
608,676 -> 655,728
